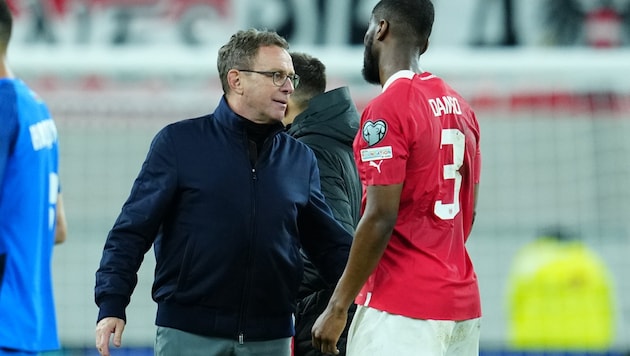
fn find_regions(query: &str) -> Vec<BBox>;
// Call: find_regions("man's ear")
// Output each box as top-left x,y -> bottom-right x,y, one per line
375,19 -> 389,41
227,69 -> 244,95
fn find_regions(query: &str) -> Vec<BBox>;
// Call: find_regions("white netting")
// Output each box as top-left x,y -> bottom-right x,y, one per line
12,48 -> 630,349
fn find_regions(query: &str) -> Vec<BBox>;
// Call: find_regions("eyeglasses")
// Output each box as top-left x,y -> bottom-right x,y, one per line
237,69 -> 300,88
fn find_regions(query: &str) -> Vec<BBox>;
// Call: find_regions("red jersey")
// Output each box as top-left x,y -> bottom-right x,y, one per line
353,70 -> 482,320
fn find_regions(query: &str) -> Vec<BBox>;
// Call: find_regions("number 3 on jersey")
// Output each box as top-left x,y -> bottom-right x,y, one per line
434,128 -> 465,220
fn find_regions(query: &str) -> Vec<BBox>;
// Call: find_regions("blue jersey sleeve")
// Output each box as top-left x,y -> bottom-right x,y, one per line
0,82 -> 19,186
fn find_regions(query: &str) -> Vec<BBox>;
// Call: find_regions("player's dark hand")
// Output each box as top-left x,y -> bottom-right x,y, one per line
311,305 -> 347,355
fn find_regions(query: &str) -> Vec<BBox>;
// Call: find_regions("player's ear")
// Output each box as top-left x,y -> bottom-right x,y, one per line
227,69 -> 244,95
376,19 -> 389,41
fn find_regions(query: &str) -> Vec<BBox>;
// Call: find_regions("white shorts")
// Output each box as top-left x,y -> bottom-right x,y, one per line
347,305 -> 481,356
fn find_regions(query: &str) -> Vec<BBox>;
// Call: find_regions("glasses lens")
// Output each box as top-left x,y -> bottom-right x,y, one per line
271,72 -> 299,88
271,72 -> 282,87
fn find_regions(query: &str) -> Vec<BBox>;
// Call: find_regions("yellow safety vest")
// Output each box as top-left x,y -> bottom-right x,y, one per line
506,237 -> 615,349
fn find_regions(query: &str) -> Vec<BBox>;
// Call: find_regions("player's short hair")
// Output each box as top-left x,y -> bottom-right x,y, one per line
289,52 -> 326,110
0,0 -> 13,53
372,0 -> 434,48
217,29 -> 289,94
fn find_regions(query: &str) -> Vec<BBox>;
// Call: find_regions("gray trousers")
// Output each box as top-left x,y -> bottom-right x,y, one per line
154,326 -> 292,356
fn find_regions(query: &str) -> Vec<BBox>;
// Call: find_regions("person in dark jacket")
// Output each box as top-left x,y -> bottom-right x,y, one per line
94,29 -> 352,356
284,52 -> 361,356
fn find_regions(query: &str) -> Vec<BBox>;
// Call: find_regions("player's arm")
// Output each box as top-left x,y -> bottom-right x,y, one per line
312,183 -> 402,355
54,192 -> 67,244
329,183 -> 402,307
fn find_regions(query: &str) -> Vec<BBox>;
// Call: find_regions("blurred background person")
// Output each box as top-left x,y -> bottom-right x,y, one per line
0,0 -> 67,354
506,227 -> 616,350
470,0 -> 518,46
284,51 -> 361,356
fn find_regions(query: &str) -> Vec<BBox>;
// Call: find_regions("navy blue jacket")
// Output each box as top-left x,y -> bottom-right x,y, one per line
95,97 -> 352,342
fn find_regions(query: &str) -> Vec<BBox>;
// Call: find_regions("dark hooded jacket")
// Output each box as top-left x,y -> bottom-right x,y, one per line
287,86 -> 361,356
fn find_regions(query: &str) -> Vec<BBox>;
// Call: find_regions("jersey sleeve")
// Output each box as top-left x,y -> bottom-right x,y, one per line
354,84 -> 413,186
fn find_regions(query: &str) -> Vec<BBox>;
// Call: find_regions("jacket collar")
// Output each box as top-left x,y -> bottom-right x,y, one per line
213,96 -> 248,133
382,70 -> 415,92
213,95 -> 285,135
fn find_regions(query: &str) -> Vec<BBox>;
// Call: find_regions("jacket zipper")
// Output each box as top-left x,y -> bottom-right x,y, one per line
237,131 -> 280,344
237,137 -> 260,344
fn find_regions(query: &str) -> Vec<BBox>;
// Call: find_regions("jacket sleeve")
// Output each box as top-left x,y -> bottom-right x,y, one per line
94,126 -> 178,322
297,155 -> 352,286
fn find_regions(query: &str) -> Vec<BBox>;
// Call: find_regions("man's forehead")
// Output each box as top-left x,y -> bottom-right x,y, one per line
254,46 -> 293,70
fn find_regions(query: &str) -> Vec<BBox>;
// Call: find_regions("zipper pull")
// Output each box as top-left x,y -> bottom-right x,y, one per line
239,333 -> 244,345
252,168 -> 257,180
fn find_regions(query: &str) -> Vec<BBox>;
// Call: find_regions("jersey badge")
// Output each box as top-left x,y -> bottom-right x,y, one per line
360,146 -> 392,173
362,119 -> 387,146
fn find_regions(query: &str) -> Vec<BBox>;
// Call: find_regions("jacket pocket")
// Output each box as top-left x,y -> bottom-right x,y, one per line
178,242 -> 194,287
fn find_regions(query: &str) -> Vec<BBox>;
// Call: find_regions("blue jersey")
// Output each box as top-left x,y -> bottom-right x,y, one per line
0,78 -> 60,352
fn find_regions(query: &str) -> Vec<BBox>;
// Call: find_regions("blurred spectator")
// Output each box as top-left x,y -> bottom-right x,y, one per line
1,0 -> 67,353
470,0 -> 518,46
26,0 -> 57,43
544,0 -> 628,47
506,227 -> 616,350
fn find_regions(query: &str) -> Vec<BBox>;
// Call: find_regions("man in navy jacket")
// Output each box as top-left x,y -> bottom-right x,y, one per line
94,29 -> 352,356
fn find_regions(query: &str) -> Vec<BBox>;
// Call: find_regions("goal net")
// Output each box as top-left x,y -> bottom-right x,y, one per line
11,47 -> 630,351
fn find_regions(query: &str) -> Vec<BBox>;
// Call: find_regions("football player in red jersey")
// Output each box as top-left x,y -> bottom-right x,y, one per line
312,0 -> 482,355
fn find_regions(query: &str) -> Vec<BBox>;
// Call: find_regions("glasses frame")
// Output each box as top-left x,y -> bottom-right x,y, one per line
237,69 -> 300,88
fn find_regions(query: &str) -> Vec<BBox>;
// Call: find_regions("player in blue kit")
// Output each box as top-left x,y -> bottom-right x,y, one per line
0,1 -> 67,354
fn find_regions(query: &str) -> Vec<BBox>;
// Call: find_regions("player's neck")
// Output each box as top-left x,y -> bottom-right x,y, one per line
0,57 -> 12,79
283,100 -> 305,127
379,48 -> 422,86
379,64 -> 422,86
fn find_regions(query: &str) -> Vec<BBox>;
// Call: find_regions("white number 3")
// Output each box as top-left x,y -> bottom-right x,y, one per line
434,128 -> 465,220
